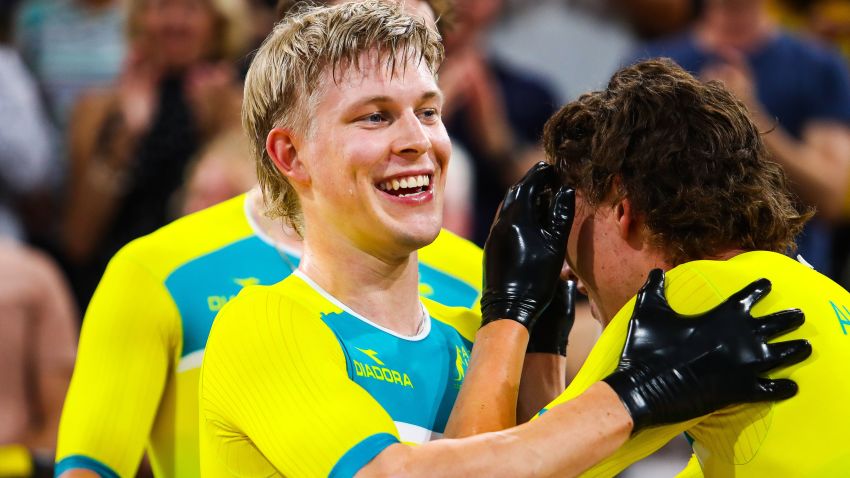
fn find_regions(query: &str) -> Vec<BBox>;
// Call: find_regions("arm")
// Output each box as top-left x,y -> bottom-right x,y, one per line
361,270 -> 812,478
63,53 -> 158,262
55,249 -> 177,478
518,280 -> 576,422
748,112 -> 850,219
23,249 -> 77,453
701,54 -> 850,219
362,382 -> 630,478
63,94 -> 136,262
445,163 -> 574,436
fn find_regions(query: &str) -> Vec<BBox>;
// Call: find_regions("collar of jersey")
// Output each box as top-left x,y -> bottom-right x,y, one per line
293,269 -> 432,341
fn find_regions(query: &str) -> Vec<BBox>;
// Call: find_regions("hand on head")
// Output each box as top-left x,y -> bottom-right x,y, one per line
480,162 -> 575,332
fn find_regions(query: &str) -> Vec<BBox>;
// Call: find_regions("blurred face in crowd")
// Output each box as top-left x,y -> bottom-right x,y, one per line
702,0 -> 771,49
138,0 -> 217,69
277,51 -> 451,258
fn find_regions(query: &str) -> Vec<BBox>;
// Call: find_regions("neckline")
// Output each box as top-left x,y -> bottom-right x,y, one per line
293,270 -> 432,342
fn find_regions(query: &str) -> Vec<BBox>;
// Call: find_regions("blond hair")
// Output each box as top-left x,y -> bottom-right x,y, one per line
243,0 -> 444,229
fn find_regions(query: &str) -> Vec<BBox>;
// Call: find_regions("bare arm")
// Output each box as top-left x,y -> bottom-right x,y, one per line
753,116 -> 850,219
58,470 -> 100,478
63,94 -> 138,262
360,382 -> 631,478
444,321 -> 529,437
518,353 -> 567,423
701,55 -> 850,219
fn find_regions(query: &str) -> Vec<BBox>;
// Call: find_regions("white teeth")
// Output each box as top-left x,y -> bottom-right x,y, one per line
379,175 -> 432,193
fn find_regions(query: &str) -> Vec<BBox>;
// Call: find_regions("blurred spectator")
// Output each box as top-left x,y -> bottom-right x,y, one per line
616,0 -> 703,39
631,0 -> 850,276
441,0 -> 558,245
0,0 -> 56,242
62,0 -> 250,307
0,240 -> 77,477
177,131 -> 255,216
771,0 -> 850,61
15,0 -> 126,127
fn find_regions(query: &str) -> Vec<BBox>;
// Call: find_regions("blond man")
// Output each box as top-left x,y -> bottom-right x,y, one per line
199,2 -> 809,476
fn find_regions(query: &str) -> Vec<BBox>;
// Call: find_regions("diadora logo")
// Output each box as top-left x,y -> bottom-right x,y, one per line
353,347 -> 414,388
207,277 -> 261,311
233,277 -> 260,287
454,345 -> 470,384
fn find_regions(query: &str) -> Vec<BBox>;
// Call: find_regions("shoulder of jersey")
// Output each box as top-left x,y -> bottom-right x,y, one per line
422,229 -> 482,269
423,297 -> 480,343
114,195 -> 254,280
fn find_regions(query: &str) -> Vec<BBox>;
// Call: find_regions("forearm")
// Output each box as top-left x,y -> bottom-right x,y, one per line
58,469 -> 100,478
752,109 -> 848,217
443,321 -> 528,437
517,353 -> 566,423
361,382 -> 632,478
64,122 -> 136,262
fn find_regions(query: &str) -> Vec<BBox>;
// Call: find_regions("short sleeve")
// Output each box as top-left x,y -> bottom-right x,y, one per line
200,289 -> 400,478
56,249 -> 179,477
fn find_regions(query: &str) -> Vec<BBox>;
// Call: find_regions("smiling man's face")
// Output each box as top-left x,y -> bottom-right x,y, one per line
295,51 -> 451,257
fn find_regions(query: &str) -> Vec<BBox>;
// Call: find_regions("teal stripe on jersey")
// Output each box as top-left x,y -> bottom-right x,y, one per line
319,310 -> 472,435
164,236 -> 297,357
54,454 -> 120,478
418,263 -> 479,308
329,433 -> 399,478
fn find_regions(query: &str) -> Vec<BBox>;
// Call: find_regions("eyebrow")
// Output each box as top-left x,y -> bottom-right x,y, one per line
352,91 -> 444,108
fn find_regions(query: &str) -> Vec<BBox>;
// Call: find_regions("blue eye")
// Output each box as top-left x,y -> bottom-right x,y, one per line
420,109 -> 439,121
366,113 -> 385,123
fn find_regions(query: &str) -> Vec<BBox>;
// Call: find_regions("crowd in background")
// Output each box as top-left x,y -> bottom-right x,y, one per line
2,0 -> 850,475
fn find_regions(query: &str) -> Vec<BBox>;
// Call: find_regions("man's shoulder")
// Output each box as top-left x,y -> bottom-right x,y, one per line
424,298 -> 480,344
218,274 -> 337,327
419,229 -> 482,283
667,251 -> 846,313
115,195 -> 256,281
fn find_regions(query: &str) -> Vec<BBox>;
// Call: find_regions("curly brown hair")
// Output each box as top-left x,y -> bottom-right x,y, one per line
543,58 -> 812,265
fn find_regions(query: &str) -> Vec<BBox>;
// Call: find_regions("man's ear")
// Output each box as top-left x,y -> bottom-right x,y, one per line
614,196 -> 636,241
266,127 -> 309,184
614,196 -> 649,249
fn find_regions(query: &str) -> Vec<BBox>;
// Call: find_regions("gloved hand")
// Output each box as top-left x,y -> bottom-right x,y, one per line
480,162 -> 574,328
527,279 -> 576,356
603,269 -> 812,434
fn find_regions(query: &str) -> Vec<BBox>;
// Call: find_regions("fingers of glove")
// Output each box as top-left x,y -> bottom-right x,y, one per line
753,309 -> 805,340
502,162 -> 554,211
750,378 -> 799,401
759,339 -> 812,373
632,269 -> 670,315
547,186 -> 575,245
722,278 -> 772,314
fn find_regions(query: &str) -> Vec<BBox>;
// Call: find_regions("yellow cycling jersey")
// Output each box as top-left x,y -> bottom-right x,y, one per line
200,272 -> 480,477
538,251 -> 850,477
55,194 -> 482,478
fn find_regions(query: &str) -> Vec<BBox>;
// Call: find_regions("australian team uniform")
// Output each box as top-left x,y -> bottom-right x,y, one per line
538,251 -> 850,477
55,194 -> 482,478
199,271 -> 480,477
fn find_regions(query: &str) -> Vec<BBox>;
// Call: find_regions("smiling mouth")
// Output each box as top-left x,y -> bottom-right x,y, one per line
377,174 -> 432,198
